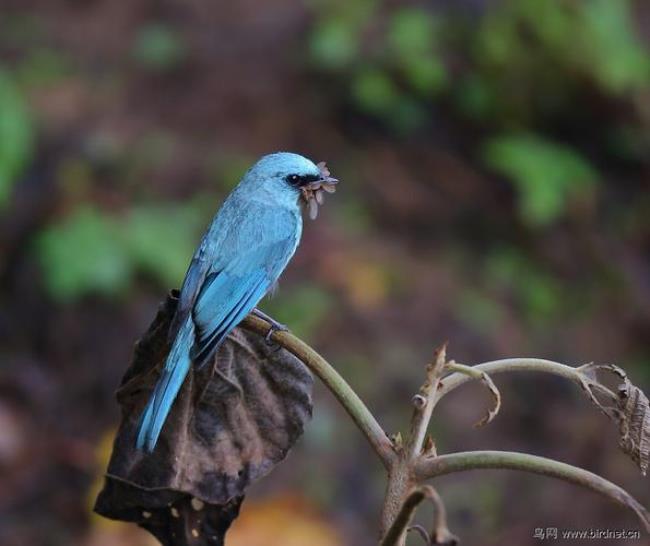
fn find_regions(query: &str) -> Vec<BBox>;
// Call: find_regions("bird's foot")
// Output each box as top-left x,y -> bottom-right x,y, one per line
251,308 -> 289,345
264,322 -> 289,345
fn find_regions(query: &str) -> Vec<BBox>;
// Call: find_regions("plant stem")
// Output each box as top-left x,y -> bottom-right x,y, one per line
380,485 -> 457,546
406,345 -> 447,460
242,315 -> 397,469
416,450 -> 650,532
240,321 -> 650,541
380,345 -> 450,544
435,358 -> 616,406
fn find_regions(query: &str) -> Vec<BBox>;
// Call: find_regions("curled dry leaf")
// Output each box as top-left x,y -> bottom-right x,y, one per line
444,363 -> 501,429
577,363 -> 650,476
473,370 -> 501,429
94,291 -> 313,545
618,378 -> 650,476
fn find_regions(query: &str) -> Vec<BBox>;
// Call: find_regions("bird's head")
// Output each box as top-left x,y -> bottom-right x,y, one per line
244,152 -> 338,219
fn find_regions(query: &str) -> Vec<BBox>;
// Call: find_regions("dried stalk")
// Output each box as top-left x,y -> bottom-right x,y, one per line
380,485 -> 457,546
416,450 -> 650,533
242,316 -> 650,543
379,345 -> 452,545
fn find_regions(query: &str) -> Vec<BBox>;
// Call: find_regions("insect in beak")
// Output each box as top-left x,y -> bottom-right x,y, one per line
300,161 -> 339,220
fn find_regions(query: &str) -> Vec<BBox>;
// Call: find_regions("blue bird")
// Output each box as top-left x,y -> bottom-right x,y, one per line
136,152 -> 338,452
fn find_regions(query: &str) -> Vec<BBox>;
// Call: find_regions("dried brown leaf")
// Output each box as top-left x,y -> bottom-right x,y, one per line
577,363 -> 650,475
444,363 -> 501,428
617,378 -> 650,476
94,291 -> 313,545
473,370 -> 501,429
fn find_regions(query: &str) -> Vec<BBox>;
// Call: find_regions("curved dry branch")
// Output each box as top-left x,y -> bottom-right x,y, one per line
416,450 -> 650,532
436,358 -> 616,403
242,314 -> 397,469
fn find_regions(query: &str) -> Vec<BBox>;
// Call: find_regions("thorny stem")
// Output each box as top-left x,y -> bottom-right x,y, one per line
242,315 -> 397,469
406,345 -> 448,460
381,345 -> 450,545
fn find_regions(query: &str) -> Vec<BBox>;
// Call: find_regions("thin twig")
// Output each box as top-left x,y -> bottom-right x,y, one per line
435,358 -> 617,406
416,450 -> 650,532
242,314 -> 397,469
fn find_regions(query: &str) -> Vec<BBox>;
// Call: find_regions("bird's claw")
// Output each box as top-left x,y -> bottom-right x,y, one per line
250,308 -> 289,347
265,322 -> 289,345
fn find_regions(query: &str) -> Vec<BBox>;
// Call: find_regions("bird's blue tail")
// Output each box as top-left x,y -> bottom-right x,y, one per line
136,318 -> 194,452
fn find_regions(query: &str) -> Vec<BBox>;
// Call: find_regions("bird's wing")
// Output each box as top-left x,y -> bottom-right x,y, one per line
168,236 -> 211,341
190,237 -> 297,368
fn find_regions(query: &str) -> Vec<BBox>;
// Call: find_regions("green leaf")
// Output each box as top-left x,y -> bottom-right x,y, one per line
403,56 -> 446,95
388,8 -> 446,95
0,68 -> 33,209
388,8 -> 436,58
483,134 -> 598,226
123,205 -> 202,287
577,0 -> 650,93
36,202 -> 205,302
37,207 -> 132,301
351,68 -> 399,115
310,19 -> 358,69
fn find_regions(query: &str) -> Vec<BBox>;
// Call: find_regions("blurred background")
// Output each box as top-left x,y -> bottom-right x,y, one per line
1,0 -> 649,544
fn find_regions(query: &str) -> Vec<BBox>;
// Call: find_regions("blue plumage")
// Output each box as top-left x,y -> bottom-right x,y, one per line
136,152 -> 336,452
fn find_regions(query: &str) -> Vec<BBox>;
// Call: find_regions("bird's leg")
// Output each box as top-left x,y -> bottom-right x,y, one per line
251,308 -> 289,344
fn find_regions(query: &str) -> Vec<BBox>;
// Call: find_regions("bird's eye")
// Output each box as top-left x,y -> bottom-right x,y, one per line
286,173 -> 319,187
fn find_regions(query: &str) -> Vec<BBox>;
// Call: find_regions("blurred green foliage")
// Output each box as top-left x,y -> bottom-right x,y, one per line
15,48 -> 73,88
485,247 -> 565,325
310,2 -> 445,132
483,134 -> 597,227
466,0 -> 649,127
37,204 -> 203,302
0,68 -> 33,209
37,207 -> 131,301
263,283 -> 333,341
309,0 -> 649,222
311,0 -> 650,122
